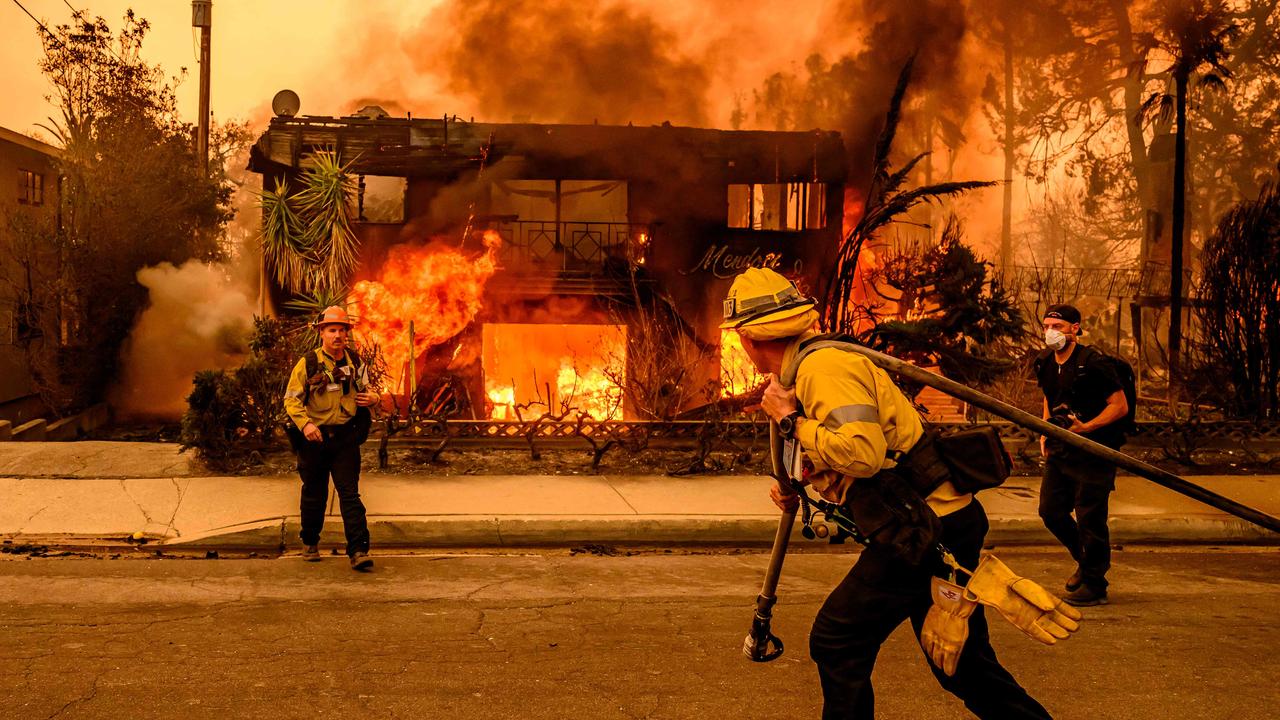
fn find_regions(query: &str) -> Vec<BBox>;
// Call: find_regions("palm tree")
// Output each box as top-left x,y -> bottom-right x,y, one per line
1139,0 -> 1238,380
822,57 -> 996,333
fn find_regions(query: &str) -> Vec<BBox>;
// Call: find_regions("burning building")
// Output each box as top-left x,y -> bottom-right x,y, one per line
248,105 -> 846,419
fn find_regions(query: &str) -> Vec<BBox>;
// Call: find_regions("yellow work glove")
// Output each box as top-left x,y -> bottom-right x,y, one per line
962,553 -> 1083,645
919,576 -> 976,676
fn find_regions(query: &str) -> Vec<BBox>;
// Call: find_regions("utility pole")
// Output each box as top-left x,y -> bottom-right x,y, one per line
192,0 -> 212,175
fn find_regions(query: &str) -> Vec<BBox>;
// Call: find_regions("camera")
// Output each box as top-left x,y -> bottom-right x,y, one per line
1047,403 -> 1076,429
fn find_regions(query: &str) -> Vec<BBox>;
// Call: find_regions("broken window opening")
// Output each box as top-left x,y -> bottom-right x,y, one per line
356,175 -> 406,223
727,182 -> 826,231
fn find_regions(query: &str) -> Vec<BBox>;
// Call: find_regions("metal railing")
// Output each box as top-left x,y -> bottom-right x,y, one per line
480,220 -> 651,273
378,419 -> 1280,452
1002,263 -> 1189,300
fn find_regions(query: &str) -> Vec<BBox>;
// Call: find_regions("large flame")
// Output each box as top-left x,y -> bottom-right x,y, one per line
483,323 -> 625,420
349,231 -> 502,391
720,330 -> 767,397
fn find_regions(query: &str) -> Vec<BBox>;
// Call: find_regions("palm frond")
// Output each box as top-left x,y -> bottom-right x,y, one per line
293,150 -> 360,294
1197,73 -> 1228,92
856,180 -> 997,240
256,178 -> 315,293
868,55 -> 915,206
1137,91 -> 1175,126
881,152 -> 930,200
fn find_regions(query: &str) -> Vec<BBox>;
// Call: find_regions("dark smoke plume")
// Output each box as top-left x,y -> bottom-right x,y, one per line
411,0 -> 712,126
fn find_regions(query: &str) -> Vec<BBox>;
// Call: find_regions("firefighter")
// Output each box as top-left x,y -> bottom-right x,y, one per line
282,306 -> 381,571
722,268 -> 1051,719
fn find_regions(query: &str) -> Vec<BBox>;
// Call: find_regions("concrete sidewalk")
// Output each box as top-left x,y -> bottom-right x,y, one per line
0,443 -> 1275,549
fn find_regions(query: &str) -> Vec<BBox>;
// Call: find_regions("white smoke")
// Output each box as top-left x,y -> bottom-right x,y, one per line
110,260 -> 257,420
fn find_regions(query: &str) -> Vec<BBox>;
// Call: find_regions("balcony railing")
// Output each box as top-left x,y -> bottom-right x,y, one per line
476,219 -> 652,273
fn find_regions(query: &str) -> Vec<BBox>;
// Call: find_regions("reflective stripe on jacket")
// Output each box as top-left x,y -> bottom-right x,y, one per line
782,333 -> 971,517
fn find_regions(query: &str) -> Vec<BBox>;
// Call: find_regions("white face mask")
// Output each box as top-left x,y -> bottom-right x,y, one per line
1044,328 -> 1068,351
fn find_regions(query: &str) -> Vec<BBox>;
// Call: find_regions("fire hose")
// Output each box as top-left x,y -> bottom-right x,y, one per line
745,343 -> 1280,663
742,421 -> 795,662
848,344 -> 1280,534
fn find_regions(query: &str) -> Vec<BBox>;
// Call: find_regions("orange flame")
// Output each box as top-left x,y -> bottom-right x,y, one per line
349,231 -> 502,391
720,330 -> 767,397
483,324 -> 625,420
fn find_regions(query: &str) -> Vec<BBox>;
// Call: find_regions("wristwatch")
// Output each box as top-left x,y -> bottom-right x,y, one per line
777,411 -> 803,439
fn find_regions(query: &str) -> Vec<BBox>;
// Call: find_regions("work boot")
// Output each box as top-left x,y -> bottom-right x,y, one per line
302,544 -> 321,562
1065,567 -> 1082,593
1063,584 -> 1108,607
350,551 -> 373,571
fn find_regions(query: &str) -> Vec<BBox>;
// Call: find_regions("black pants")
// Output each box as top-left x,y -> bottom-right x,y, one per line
296,423 -> 369,556
809,500 -> 1051,720
1039,451 -> 1115,590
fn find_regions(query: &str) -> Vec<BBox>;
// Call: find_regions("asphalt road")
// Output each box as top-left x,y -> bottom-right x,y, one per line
1,546 -> 1276,720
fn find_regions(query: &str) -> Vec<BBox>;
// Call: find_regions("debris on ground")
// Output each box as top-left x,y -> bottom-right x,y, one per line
570,544 -> 619,556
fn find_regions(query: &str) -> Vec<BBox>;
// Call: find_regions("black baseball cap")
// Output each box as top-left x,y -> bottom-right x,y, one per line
1044,304 -> 1084,335
1044,304 -> 1081,324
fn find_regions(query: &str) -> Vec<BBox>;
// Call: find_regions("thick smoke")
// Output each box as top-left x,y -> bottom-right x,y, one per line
749,0 -> 975,188
410,0 -> 712,126
110,261 -> 256,420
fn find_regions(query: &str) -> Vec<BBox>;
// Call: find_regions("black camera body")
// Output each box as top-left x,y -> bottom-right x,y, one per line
1047,403 -> 1076,429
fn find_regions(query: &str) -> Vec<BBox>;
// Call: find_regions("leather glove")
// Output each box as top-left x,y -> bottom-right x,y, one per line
920,576 -> 976,676
963,553 -> 1083,645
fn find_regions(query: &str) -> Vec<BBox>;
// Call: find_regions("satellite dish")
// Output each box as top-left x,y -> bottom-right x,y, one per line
272,89 -> 301,118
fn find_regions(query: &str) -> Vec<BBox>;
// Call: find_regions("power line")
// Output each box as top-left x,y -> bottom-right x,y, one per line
9,0 -> 67,49
12,0 -> 127,63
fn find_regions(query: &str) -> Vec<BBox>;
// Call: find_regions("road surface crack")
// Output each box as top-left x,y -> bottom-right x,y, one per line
46,673 -> 99,719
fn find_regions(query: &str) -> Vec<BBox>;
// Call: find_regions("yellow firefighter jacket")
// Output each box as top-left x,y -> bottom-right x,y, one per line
782,332 -> 971,517
282,349 -> 366,431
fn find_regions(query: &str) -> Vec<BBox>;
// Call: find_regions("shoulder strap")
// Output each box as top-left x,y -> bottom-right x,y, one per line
304,349 -> 320,377
779,333 -> 860,388
1075,343 -> 1098,364
302,350 -> 320,405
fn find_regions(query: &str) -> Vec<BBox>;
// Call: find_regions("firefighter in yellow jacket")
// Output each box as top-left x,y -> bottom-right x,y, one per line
723,268 -> 1051,719
283,306 -> 381,571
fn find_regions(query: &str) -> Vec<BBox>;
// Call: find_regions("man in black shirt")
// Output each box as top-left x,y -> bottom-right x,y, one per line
1035,304 -> 1129,607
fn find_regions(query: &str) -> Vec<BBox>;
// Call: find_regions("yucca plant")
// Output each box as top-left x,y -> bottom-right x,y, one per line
293,150 -> 360,295
282,286 -> 350,348
257,178 -> 314,293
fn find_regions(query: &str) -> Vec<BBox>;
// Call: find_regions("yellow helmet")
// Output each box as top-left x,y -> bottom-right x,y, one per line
719,267 -> 815,330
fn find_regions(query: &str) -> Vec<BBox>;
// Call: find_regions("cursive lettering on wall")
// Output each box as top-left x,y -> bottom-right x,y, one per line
680,243 -> 804,278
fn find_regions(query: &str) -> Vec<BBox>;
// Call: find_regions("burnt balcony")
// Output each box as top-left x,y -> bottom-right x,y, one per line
473,217 -> 653,276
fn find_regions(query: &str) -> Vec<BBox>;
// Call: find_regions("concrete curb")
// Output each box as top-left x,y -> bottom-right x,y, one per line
141,513 -> 1279,550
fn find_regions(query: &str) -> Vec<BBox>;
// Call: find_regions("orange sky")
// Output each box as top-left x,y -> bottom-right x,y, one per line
0,0 -> 1014,259
0,1 -> 454,138
0,0 -> 831,137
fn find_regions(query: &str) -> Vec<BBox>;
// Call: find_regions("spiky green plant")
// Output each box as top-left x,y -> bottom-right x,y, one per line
293,150 -> 360,294
282,286 -> 350,348
257,178 -> 314,293
821,56 -> 996,333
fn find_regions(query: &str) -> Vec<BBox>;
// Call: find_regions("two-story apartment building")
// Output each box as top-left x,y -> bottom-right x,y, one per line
0,126 -> 60,421
249,110 -> 846,418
